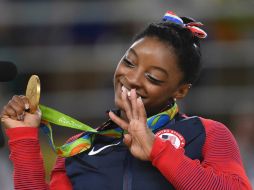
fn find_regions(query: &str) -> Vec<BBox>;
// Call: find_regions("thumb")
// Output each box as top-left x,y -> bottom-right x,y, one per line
34,108 -> 42,118
25,107 -> 41,119
23,107 -> 42,127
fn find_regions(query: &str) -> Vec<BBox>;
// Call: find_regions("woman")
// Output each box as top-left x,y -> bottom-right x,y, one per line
1,11 -> 251,189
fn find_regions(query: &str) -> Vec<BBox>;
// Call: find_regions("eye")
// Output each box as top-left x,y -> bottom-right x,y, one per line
122,58 -> 135,68
145,73 -> 163,85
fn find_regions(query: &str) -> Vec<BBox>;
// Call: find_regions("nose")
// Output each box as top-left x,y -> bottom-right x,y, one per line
125,69 -> 143,89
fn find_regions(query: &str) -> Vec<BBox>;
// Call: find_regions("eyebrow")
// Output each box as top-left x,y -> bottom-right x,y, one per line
129,48 -> 138,58
129,47 -> 168,77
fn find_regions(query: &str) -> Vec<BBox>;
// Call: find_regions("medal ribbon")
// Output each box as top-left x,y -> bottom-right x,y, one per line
39,103 -> 179,157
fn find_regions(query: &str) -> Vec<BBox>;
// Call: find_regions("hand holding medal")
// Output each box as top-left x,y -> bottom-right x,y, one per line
0,75 -> 41,129
24,75 -> 99,157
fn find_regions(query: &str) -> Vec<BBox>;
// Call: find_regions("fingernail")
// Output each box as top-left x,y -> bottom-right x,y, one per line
127,91 -> 131,97
107,110 -> 113,114
122,86 -> 127,93
25,104 -> 30,110
137,97 -> 142,103
108,111 -> 114,117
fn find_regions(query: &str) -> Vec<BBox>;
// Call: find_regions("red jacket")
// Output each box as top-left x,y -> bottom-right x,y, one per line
6,118 -> 252,189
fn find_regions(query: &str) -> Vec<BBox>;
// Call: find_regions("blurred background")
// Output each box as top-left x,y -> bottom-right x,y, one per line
0,0 -> 253,189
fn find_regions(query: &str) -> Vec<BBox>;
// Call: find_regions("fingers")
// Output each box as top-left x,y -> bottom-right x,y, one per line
137,97 -> 147,123
121,88 -> 147,123
1,105 -> 16,120
129,89 -> 138,120
11,96 -> 27,120
19,95 -> 30,110
108,111 -> 129,130
122,88 -> 141,120
126,89 -> 146,122
121,87 -> 132,120
23,107 -> 42,126
1,95 -> 30,121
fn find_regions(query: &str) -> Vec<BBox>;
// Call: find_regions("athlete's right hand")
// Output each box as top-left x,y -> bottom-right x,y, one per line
0,95 -> 41,129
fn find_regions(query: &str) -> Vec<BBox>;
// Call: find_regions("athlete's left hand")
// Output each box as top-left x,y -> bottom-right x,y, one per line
109,88 -> 155,161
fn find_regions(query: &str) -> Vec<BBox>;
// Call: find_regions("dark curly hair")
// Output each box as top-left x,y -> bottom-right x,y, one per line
133,17 -> 203,85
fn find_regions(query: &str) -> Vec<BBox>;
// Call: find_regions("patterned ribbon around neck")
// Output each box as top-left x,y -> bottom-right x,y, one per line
39,103 -> 179,157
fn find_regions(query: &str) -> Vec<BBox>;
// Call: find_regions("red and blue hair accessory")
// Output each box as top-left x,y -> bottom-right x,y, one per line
162,11 -> 207,39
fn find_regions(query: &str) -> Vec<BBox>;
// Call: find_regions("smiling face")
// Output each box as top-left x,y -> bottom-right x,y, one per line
114,36 -> 190,116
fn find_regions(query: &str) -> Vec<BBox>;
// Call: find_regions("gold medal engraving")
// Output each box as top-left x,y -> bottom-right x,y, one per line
25,75 -> 40,113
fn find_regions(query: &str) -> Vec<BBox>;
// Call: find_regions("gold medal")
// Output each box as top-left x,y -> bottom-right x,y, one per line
25,75 -> 40,113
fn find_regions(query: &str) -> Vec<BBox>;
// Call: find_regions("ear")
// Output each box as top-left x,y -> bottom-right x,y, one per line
172,83 -> 191,100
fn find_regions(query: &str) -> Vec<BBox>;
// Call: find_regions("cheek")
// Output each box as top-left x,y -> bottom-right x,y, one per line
113,64 -> 124,108
149,91 -> 169,105
145,85 -> 173,107
113,64 -> 122,86
114,63 -> 125,79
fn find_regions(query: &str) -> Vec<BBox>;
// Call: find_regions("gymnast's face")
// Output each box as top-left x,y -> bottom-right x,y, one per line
114,36 -> 190,116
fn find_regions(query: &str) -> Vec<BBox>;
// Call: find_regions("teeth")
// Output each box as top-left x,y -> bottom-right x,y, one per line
121,86 -> 131,96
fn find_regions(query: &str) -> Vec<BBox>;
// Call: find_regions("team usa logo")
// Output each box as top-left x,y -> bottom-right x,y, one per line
155,129 -> 185,149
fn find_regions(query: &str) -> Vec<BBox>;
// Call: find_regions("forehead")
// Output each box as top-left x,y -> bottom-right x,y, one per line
128,37 -> 179,72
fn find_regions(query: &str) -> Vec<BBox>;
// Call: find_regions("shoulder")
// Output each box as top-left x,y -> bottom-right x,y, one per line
199,117 -> 235,140
177,114 -> 235,143
198,117 -> 242,163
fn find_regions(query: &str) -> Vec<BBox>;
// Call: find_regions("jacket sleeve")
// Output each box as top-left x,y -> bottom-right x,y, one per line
6,127 -> 72,190
50,156 -> 72,190
150,118 -> 252,190
6,127 -> 49,190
